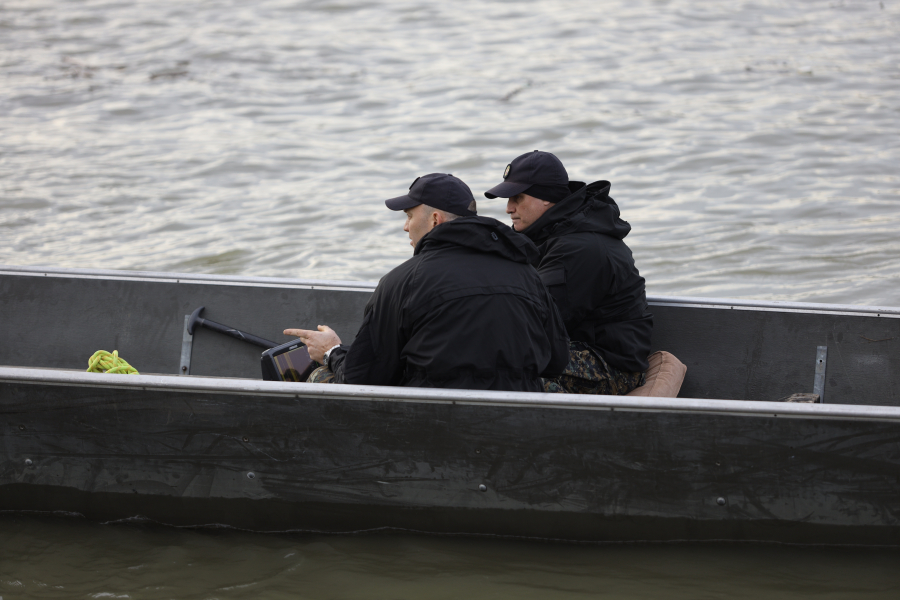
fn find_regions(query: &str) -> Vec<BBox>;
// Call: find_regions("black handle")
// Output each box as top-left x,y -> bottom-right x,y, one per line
187,306 -> 278,349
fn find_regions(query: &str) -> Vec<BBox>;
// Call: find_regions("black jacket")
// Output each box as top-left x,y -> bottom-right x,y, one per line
328,216 -> 570,392
521,180 -> 653,373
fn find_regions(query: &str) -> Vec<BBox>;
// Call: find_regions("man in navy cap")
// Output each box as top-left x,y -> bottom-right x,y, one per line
484,151 -> 653,395
285,173 -> 569,392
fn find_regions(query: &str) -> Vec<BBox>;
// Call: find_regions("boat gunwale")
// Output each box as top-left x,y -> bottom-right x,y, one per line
0,265 -> 377,293
2,264 -> 899,317
3,366 -> 900,424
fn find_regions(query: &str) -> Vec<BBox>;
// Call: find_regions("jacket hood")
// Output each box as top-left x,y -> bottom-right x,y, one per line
521,180 -> 632,245
415,215 -> 540,264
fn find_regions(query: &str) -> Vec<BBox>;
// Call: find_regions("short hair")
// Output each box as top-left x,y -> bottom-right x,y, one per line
423,200 -> 477,222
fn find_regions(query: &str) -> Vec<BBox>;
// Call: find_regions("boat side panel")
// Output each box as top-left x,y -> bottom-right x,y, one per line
3,272 -> 898,405
650,305 -> 900,406
0,274 -> 370,379
3,382 -> 899,544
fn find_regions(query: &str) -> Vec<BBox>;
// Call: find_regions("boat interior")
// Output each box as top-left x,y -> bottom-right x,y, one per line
2,265 -> 899,407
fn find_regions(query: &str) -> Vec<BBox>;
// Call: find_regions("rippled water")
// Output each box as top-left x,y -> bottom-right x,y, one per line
1,515 -> 899,599
2,0 -> 900,596
2,0 -> 899,303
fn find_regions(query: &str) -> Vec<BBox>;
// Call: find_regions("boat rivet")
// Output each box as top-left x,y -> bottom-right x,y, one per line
717,497 -> 726,506
181,366 -> 187,372
25,459 -> 33,466
242,436 -> 249,442
475,449 -> 481,454
479,484 -> 487,492
247,472 -> 255,479
18,425 -> 25,430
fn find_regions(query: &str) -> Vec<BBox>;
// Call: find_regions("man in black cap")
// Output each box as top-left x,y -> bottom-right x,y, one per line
285,173 -> 569,392
484,151 -> 653,395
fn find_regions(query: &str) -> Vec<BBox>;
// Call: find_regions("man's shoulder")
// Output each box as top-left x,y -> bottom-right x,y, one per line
416,241 -> 546,299
539,230 -> 637,283
373,255 -> 423,296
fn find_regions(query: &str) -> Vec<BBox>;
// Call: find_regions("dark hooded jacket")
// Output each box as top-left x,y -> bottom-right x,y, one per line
328,215 -> 570,392
521,180 -> 653,373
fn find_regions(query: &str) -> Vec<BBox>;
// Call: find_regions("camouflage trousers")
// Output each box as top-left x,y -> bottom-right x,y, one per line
542,341 -> 645,395
306,365 -> 336,384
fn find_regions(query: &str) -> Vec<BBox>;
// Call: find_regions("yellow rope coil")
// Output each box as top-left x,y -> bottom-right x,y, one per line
87,350 -> 139,375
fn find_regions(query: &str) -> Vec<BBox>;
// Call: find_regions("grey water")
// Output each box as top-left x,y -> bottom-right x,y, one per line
2,0 -> 900,597
0,515 -> 898,599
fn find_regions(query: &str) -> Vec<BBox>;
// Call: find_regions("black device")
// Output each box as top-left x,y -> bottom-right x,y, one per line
260,339 -> 316,382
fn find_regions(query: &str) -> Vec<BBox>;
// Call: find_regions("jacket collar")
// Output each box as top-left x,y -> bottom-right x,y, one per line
415,215 -> 540,264
520,180 -> 629,245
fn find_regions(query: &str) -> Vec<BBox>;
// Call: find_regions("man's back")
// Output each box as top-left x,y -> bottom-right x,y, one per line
335,216 -> 570,391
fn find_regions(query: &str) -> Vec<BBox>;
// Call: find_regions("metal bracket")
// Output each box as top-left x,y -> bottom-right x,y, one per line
813,345 -> 827,403
179,315 -> 194,375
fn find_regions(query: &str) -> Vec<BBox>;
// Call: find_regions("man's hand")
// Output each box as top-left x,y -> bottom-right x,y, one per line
283,325 -> 341,363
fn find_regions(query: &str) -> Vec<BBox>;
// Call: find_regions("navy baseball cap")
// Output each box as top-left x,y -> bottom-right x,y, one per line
385,173 -> 476,217
484,150 -> 569,199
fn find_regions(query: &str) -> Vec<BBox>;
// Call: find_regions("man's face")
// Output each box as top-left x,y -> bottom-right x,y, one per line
403,204 -> 435,248
506,193 -> 553,232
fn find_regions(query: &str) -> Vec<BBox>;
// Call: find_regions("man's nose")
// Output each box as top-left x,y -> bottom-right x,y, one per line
506,200 -> 515,214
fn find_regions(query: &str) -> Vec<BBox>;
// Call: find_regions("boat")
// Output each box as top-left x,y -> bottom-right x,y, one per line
2,264 -> 899,545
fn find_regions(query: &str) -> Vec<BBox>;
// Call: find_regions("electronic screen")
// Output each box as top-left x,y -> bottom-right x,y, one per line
260,340 -> 316,382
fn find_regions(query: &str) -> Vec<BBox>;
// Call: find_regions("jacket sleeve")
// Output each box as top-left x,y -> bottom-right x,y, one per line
537,235 -> 614,333
539,284 -> 571,378
329,278 -> 408,386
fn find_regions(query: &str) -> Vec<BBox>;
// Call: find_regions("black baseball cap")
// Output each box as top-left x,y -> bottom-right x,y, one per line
484,150 -> 569,199
385,173 -> 476,217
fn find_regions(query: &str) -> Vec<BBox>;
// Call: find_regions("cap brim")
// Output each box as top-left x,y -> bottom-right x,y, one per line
384,194 -> 421,211
483,181 -> 531,199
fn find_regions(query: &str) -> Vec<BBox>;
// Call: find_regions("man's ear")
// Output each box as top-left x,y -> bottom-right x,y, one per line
431,211 -> 445,228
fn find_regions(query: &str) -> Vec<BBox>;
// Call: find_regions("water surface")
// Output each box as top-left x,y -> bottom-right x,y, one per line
2,0 -> 898,303
2,515 -> 900,599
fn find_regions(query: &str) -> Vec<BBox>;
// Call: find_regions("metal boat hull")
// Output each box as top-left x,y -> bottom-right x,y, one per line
2,266 -> 899,544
